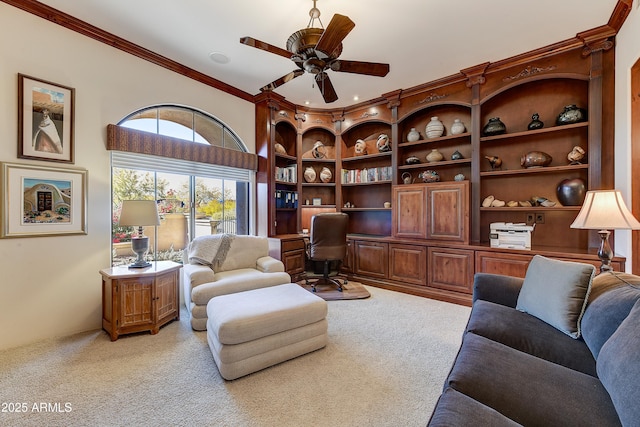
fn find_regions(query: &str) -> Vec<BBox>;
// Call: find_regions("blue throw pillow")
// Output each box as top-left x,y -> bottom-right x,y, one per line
516,255 -> 595,338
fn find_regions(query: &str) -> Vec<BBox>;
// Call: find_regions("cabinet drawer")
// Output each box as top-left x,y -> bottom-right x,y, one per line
282,238 -> 306,252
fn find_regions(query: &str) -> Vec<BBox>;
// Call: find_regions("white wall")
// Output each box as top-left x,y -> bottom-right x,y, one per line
614,2 -> 640,271
0,4 -> 255,350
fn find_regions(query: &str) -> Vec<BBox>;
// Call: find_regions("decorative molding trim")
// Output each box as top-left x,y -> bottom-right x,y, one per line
294,113 -> 307,122
417,93 -> 446,105
106,124 -> 258,171
577,25 -> 617,57
461,62 -> 490,88
502,65 -> 558,82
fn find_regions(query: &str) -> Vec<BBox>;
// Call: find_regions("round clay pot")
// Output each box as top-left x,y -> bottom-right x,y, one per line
426,148 -> 444,163
407,128 -> 420,142
521,151 -> 552,168
556,178 -> 586,206
482,117 -> 506,136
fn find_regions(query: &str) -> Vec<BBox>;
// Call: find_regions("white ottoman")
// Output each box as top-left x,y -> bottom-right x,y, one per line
206,283 -> 328,380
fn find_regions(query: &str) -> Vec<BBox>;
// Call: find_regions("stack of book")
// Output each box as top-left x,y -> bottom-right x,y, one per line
341,166 -> 392,184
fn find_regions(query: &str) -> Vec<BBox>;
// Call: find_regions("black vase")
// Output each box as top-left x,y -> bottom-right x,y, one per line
482,117 -> 506,136
556,105 -> 587,126
556,178 -> 586,206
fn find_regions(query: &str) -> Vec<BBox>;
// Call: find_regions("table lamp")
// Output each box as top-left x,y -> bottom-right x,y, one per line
118,200 -> 161,268
570,190 -> 640,273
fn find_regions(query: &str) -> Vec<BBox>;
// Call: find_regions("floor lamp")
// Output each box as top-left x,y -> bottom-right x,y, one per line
570,190 -> 640,273
118,200 -> 161,268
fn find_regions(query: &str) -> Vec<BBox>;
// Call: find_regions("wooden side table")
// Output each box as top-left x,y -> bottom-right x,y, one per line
100,261 -> 182,341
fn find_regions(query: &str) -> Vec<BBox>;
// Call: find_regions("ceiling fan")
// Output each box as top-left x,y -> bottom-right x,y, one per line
240,0 -> 390,103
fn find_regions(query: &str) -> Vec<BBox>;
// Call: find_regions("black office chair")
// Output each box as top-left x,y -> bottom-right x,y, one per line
304,213 -> 349,292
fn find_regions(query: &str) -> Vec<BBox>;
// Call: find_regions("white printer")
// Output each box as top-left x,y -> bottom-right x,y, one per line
489,222 -> 535,250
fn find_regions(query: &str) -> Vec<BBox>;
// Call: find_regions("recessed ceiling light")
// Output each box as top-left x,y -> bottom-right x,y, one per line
305,101 -> 310,105
209,52 -> 230,64
353,95 -> 359,101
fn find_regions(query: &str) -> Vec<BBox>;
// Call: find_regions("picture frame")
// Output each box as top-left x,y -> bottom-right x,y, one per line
312,198 -> 322,206
1,162 -> 87,238
18,74 -> 75,163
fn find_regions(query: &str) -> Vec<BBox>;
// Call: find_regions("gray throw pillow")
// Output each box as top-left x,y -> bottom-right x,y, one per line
597,299 -> 640,427
516,255 -> 595,338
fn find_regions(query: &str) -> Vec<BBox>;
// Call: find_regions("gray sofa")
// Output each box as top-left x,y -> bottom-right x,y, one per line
428,255 -> 640,427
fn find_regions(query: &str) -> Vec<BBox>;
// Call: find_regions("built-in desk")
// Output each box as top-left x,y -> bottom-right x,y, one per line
268,234 -> 626,306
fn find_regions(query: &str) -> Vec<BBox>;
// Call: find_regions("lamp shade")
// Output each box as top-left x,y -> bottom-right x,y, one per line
118,200 -> 160,227
570,190 -> 640,230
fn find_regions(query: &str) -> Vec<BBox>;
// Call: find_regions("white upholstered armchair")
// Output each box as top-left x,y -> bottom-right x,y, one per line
182,234 -> 291,330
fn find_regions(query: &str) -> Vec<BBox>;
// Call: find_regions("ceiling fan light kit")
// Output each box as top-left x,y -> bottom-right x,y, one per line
240,0 -> 390,103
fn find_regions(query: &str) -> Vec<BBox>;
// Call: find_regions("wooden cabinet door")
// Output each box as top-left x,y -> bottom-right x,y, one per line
426,181 -> 469,243
428,247 -> 474,294
389,244 -> 427,285
341,239 -> 354,273
119,277 -> 154,329
283,249 -> 306,278
475,251 -> 533,278
155,270 -> 179,326
393,185 -> 426,239
354,241 -> 388,279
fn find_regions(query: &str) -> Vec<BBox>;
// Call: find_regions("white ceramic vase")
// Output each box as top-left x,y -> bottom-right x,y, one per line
426,148 -> 444,163
407,128 -> 420,142
304,167 -> 316,183
320,167 -> 332,183
451,119 -> 466,135
426,117 -> 444,138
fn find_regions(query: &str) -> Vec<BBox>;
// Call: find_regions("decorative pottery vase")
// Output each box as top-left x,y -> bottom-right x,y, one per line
405,155 -> 420,165
377,134 -> 391,152
312,141 -> 327,159
418,170 -> 440,183
556,104 -> 587,125
407,128 -> 420,142
303,166 -> 316,183
450,150 -> 463,160
521,151 -> 552,168
556,178 -> 586,206
426,148 -> 444,163
274,143 -> 287,155
319,167 -> 332,183
527,113 -> 544,130
567,146 -> 586,164
454,173 -> 466,181
402,172 -> 414,184
354,139 -> 367,155
482,117 -> 506,136
425,117 -> 445,138
451,119 -> 466,135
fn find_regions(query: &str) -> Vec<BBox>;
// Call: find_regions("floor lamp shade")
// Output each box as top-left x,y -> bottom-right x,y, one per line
570,190 -> 640,272
118,200 -> 161,268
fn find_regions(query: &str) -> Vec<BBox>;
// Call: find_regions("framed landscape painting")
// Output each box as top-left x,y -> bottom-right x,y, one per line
18,74 -> 75,163
1,163 -> 87,238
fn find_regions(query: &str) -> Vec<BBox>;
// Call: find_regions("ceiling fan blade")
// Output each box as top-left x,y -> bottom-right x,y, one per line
315,72 -> 338,103
260,70 -> 305,92
330,60 -> 390,77
314,14 -> 355,59
240,36 -> 292,59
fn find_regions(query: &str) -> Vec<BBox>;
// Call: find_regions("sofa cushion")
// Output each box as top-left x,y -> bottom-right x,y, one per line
466,300 -> 596,376
446,332 -> 621,427
428,387 -> 522,427
581,272 -> 640,359
597,299 -> 640,427
516,255 -> 595,338
216,235 -> 269,272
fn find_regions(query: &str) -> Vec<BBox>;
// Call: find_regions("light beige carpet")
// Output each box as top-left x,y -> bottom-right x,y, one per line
0,285 -> 470,427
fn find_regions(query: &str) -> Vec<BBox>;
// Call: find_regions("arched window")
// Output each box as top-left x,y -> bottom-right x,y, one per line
111,105 -> 254,266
